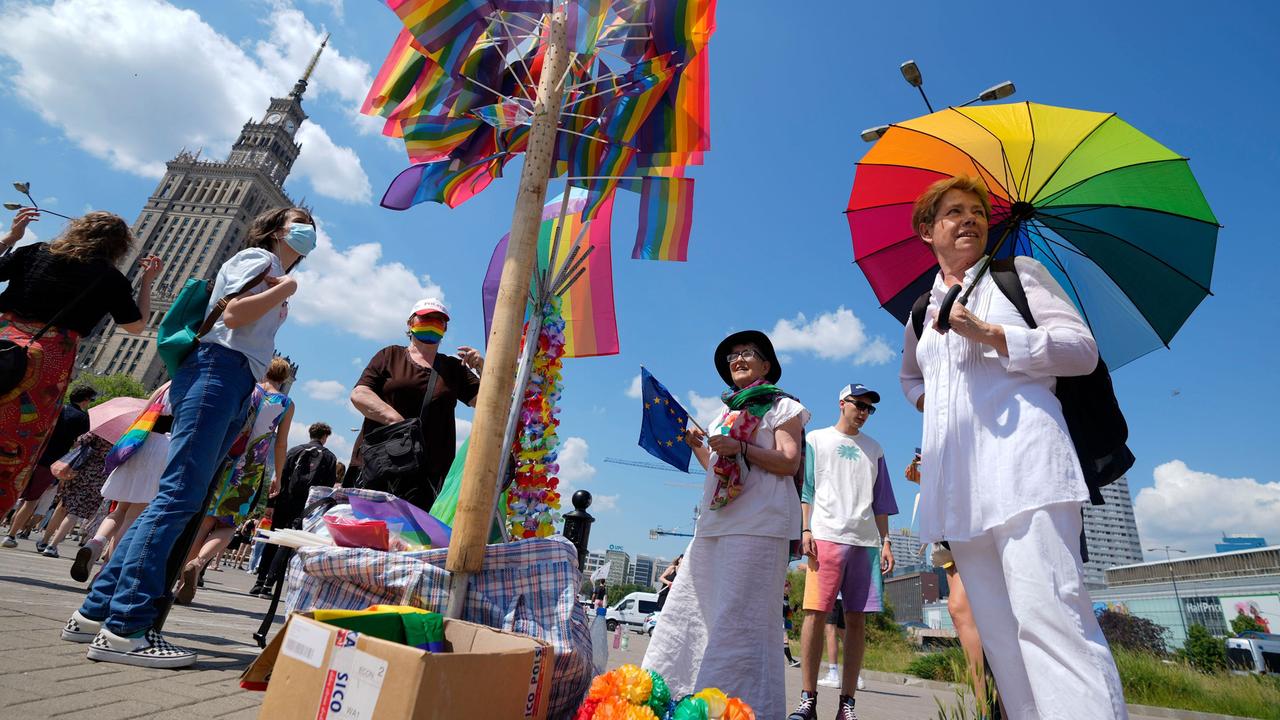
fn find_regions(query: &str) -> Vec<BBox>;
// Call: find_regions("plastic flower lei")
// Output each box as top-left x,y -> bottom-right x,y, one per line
507,297 -> 567,539
576,665 -> 754,720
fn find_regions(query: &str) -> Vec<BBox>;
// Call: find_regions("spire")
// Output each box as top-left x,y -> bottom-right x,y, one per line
290,32 -> 329,99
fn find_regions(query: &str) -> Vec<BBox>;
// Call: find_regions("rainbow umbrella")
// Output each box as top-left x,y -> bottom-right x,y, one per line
846,101 -> 1219,368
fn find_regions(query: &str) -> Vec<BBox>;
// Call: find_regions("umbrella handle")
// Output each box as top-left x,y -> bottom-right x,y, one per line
935,284 -> 964,331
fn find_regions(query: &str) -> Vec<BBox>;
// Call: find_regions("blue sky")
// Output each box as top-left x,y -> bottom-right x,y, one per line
1,0 -> 1276,562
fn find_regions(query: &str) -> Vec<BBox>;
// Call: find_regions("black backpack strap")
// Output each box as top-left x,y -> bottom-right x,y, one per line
989,258 -> 1036,329
910,291 -> 931,340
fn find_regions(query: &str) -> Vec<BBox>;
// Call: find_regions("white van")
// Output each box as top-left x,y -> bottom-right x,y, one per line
605,591 -> 659,632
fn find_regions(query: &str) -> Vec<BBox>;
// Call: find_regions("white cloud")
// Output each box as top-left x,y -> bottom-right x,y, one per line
293,123 -> 372,203
290,225 -> 446,340
686,391 -> 722,429
559,437 -> 597,484
1133,460 -> 1280,554
626,374 -> 642,399
0,0 -> 372,203
301,378 -> 347,402
301,0 -> 345,22
770,306 -> 894,366
554,436 -> 618,512
455,418 -> 473,449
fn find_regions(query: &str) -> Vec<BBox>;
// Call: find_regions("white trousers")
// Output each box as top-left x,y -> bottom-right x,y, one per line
642,534 -> 789,720
950,503 -> 1128,720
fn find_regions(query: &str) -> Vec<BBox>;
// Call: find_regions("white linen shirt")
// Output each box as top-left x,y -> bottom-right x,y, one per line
899,256 -> 1098,544
695,396 -> 810,540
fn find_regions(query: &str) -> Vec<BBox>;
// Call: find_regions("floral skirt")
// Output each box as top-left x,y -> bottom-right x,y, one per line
56,434 -> 112,519
0,314 -> 79,516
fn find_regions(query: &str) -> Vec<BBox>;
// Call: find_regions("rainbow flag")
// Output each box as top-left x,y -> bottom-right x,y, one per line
651,0 -> 718,62
362,30 -> 451,123
565,0 -> 608,54
632,176 -> 693,261
636,46 -> 711,161
381,152 -> 505,210
482,190 -> 619,358
388,0 -> 492,55
597,53 -> 678,145
103,393 -> 167,475
401,114 -> 482,162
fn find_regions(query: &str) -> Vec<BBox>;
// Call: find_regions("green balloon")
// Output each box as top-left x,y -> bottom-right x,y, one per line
648,670 -> 671,708
672,696 -> 708,720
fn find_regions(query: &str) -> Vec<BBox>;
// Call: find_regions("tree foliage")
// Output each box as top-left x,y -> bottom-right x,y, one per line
1230,611 -> 1267,637
1179,624 -> 1227,673
1098,609 -> 1168,655
67,373 -> 148,406
606,583 -> 645,607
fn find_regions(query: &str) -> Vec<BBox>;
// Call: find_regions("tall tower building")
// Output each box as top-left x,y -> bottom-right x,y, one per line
1081,475 -> 1145,589
77,36 -> 328,389
887,528 -> 922,568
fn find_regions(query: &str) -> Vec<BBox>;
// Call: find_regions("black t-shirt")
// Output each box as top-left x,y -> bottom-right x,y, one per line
353,346 -> 481,482
0,243 -> 140,335
592,585 -> 607,602
38,403 -> 90,466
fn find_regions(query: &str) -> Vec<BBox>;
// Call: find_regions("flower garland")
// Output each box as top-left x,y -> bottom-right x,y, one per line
507,297 -> 567,539
576,665 -> 755,720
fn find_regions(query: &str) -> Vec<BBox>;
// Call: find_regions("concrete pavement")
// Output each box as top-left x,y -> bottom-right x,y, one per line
1,543 -> 1187,719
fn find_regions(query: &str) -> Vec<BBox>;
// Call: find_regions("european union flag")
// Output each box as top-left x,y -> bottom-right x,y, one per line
638,367 -> 693,472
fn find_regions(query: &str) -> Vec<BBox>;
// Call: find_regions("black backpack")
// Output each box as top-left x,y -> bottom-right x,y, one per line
910,258 -> 1134,505
286,446 -> 328,499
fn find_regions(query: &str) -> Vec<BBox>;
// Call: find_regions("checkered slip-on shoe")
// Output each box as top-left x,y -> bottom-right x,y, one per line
60,611 -> 102,643
86,628 -> 196,669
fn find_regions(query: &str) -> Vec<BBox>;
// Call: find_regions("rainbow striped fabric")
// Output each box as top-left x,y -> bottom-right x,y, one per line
631,176 -> 694,261
388,0 -> 491,55
482,190 -> 619,358
565,0 -> 608,54
103,392 -> 168,476
401,115 -> 482,162
597,53 -> 678,144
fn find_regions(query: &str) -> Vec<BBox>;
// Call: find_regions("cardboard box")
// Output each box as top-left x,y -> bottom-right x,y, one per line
242,613 -> 554,720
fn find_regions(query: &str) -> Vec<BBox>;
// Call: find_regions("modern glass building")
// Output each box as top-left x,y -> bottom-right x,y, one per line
1092,545 -> 1280,649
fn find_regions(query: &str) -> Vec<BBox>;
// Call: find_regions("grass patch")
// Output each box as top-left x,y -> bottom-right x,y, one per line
907,646 -> 967,682
1115,649 -> 1280,719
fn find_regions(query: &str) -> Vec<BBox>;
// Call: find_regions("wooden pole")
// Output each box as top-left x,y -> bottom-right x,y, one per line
447,9 -> 570,583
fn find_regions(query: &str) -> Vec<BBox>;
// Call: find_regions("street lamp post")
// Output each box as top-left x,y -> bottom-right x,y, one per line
860,62 -> 1016,143
1147,545 -> 1188,642
648,527 -> 694,539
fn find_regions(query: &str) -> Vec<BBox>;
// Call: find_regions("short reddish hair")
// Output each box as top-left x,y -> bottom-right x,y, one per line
911,177 -> 992,235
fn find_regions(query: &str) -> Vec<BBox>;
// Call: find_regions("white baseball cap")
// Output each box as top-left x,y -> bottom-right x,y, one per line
410,297 -> 450,319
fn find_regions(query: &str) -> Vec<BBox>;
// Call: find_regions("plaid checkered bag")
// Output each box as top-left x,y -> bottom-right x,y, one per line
286,487 -> 592,719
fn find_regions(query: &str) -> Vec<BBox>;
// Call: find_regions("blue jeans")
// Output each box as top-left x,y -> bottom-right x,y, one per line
80,343 -> 254,634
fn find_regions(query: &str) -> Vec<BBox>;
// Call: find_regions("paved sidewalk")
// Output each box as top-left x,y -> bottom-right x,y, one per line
2,545 -> 1182,719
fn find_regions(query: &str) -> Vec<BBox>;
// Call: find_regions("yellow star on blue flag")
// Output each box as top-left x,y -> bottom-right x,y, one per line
638,366 -> 693,472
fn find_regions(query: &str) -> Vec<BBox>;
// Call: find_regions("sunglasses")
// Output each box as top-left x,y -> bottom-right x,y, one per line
843,398 -> 877,414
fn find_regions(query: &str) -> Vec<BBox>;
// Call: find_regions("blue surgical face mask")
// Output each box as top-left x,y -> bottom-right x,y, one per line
283,223 -> 317,256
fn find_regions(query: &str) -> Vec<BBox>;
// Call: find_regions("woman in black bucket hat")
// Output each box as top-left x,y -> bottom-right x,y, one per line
642,329 -> 810,720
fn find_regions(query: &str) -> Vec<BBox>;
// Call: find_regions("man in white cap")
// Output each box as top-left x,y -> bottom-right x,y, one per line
790,384 -> 897,720
348,298 -> 483,508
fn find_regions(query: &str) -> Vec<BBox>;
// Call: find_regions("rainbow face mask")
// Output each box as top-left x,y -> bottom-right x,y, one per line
409,314 -> 447,344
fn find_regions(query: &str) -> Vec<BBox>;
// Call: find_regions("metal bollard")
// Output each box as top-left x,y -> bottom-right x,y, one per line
561,489 -> 594,570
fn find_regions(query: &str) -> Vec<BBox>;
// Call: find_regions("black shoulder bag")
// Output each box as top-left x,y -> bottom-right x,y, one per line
359,367 -> 439,488
0,275 -> 107,395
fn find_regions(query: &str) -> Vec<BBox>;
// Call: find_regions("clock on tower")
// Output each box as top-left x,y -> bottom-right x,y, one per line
265,112 -> 283,124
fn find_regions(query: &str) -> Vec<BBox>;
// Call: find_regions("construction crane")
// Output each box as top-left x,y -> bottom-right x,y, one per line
603,456 -> 700,488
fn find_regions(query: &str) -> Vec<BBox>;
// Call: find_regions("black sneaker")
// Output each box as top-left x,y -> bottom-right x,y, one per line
248,583 -> 267,597
788,691 -> 818,720
836,695 -> 858,720
86,628 -> 196,669
71,541 -> 103,582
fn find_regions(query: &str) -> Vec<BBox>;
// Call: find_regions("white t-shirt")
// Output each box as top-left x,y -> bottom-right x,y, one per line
201,248 -> 286,379
695,396 -> 810,540
803,427 -> 898,547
